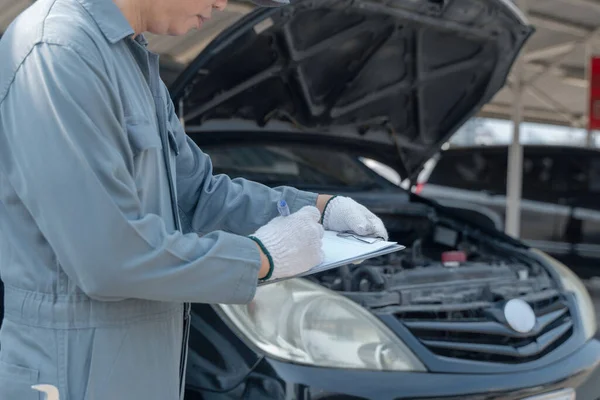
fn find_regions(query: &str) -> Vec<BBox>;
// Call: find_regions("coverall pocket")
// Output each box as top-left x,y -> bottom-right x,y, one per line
125,119 -> 165,191
0,360 -> 41,399
126,119 -> 163,156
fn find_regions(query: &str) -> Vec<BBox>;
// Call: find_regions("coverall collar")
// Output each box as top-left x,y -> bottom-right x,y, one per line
74,0 -> 135,44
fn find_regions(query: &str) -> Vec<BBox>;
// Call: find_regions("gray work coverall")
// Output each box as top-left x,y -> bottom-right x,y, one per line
0,0 -> 318,398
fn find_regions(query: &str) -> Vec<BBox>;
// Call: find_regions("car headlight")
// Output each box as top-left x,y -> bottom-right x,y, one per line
532,249 -> 597,340
216,278 -> 426,371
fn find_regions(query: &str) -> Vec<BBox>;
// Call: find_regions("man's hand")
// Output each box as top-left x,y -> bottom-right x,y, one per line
250,206 -> 325,281
319,195 -> 388,240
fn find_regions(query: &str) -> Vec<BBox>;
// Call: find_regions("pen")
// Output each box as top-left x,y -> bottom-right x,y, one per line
277,199 -> 290,216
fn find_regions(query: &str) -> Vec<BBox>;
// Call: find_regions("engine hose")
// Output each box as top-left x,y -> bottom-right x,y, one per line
350,266 -> 386,291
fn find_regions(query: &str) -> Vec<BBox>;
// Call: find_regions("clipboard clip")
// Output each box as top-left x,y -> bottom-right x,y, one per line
336,231 -> 384,244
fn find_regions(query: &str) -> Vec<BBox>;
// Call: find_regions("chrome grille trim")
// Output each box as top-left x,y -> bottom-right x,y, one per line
398,290 -> 573,363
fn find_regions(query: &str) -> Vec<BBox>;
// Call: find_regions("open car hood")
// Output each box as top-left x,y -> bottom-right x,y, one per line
169,0 -> 533,180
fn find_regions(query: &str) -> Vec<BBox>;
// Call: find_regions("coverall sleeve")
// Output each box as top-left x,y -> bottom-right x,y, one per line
164,85 -> 319,236
0,43 -> 263,304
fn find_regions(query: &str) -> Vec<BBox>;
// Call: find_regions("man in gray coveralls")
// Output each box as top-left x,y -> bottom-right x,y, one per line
0,0 -> 388,398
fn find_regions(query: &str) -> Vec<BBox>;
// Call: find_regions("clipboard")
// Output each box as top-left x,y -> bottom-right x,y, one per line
259,230 -> 405,286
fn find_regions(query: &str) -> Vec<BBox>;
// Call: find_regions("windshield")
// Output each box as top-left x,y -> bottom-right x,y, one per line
203,144 -> 397,191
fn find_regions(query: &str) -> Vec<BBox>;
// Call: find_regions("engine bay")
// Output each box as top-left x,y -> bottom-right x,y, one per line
307,202 -> 557,312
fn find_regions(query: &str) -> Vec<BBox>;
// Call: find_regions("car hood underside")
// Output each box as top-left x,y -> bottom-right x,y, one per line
170,0 -> 533,179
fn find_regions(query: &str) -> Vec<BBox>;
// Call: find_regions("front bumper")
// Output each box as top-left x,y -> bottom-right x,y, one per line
257,338 -> 600,400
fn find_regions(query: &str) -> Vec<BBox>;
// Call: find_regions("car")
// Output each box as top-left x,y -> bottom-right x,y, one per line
165,0 -> 600,398
417,144 -> 600,280
2,0 -> 599,399
166,1 -> 600,399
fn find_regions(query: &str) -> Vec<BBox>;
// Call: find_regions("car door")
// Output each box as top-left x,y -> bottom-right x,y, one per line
467,148 -> 566,249
421,147 -> 567,250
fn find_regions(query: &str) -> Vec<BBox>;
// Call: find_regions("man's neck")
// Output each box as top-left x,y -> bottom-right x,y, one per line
113,0 -> 148,36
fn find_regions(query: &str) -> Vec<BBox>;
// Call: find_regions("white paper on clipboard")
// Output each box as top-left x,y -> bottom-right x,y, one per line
260,230 -> 405,285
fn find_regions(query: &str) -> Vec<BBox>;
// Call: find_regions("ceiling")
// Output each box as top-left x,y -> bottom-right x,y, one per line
1,0 -> 599,129
480,0 -> 600,129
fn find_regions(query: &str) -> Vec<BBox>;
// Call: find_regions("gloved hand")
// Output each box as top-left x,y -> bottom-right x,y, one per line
321,196 -> 388,240
250,206 -> 324,281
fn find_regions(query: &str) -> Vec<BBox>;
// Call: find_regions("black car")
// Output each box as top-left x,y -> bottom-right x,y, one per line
164,1 -> 600,399
418,145 -> 600,280
165,1 -> 600,399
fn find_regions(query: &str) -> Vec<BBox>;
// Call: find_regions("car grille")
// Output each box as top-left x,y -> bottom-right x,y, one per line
398,290 -> 573,363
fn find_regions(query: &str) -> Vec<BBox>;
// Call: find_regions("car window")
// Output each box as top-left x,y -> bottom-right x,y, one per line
427,148 -> 600,208
560,156 -> 589,193
533,153 -> 600,204
587,157 -> 600,193
520,153 -> 561,203
426,150 -> 507,194
204,145 -> 386,190
570,154 -> 600,210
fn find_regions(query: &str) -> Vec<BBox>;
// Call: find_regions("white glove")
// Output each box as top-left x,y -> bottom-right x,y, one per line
250,206 -> 324,281
322,196 -> 388,240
